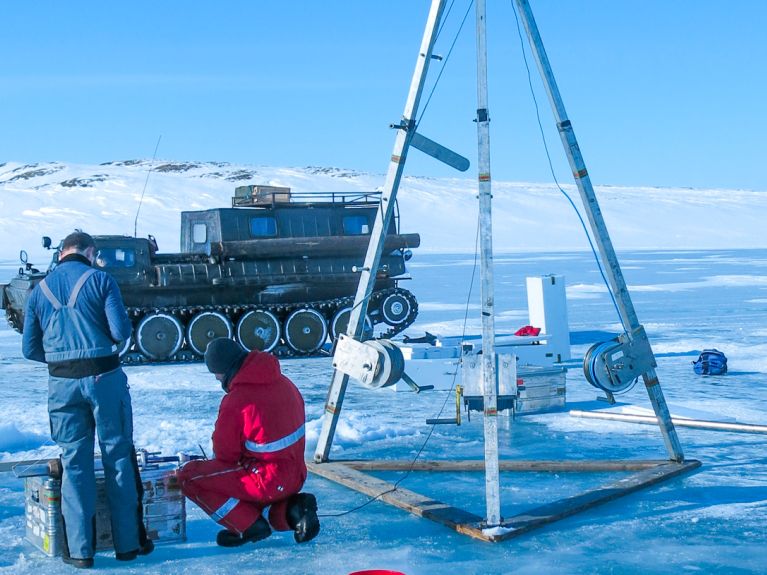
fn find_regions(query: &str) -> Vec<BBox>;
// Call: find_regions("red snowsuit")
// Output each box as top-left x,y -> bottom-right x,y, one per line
178,351 -> 307,534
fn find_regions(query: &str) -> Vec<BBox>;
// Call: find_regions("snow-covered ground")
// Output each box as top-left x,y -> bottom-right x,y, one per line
2,247 -> 767,574
2,163 -> 767,573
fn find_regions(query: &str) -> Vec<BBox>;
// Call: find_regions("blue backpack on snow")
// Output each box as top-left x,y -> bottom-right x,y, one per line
692,349 -> 728,375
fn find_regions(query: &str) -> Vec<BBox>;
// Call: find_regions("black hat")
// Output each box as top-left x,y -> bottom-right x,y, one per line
205,338 -> 248,388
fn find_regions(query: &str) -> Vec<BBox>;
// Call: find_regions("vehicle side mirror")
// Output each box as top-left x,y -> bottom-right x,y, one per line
42,236 -> 52,249
19,250 -> 28,264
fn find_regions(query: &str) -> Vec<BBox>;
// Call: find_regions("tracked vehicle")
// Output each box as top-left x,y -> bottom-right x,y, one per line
1,185 -> 420,363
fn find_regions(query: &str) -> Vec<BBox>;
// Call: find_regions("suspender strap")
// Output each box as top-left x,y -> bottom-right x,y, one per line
39,280 -> 62,310
67,268 -> 97,307
39,268 -> 97,310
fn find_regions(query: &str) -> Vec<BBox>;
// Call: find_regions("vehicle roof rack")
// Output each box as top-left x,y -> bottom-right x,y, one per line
232,185 -> 381,207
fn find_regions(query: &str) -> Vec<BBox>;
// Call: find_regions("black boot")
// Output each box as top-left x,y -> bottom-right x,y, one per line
286,492 -> 320,543
216,517 -> 272,547
61,556 -> 94,569
117,450 -> 156,562
115,538 -> 155,561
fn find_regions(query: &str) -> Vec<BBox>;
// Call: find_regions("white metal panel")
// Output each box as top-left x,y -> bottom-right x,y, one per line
526,275 -> 571,362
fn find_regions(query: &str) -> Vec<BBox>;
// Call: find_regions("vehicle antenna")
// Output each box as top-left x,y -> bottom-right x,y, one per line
134,135 -> 162,237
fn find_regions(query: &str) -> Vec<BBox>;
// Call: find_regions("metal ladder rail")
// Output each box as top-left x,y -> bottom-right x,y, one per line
513,0 -> 684,462
314,0 -> 448,463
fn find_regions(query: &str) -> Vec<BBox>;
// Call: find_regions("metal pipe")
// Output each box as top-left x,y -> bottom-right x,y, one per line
569,410 -> 767,434
475,0 -> 501,529
0,459 -> 61,477
208,233 -> 421,259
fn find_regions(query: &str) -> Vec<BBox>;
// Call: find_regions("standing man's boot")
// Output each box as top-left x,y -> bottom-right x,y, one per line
116,538 -> 155,561
62,556 -> 94,569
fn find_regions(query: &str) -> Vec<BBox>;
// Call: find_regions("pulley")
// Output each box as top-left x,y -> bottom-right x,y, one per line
366,340 -> 406,389
332,334 -> 405,389
583,326 -> 656,394
584,339 -> 625,393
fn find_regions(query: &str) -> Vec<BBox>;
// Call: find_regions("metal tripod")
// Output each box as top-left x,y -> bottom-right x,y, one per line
314,0 -> 685,531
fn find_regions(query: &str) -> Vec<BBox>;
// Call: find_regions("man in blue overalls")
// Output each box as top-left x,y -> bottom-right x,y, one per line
22,231 -> 153,568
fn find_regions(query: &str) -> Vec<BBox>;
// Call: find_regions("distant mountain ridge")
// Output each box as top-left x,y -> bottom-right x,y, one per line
0,161 -> 368,185
1,160 -> 766,267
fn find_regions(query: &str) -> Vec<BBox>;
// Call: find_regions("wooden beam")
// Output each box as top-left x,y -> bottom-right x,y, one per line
307,458 -> 701,542
492,459 -> 701,541
337,459 -> 669,472
307,461 -> 494,541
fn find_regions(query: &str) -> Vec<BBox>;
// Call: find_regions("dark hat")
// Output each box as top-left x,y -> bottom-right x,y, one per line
205,338 -> 248,375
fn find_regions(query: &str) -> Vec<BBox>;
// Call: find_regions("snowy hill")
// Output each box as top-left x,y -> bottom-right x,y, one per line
2,160 -> 766,270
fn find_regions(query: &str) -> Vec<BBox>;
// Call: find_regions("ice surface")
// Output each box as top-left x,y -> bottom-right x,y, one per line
2,249 -> 767,574
2,163 -> 767,573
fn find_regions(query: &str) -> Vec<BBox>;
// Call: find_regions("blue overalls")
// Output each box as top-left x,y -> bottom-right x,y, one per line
23,260 -> 140,559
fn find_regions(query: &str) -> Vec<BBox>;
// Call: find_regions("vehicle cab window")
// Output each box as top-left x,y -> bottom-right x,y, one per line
192,223 -> 207,244
95,248 -> 135,268
343,215 -> 370,235
250,216 -> 277,237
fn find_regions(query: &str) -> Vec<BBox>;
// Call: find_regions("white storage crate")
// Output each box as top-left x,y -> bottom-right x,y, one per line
462,362 -> 566,416
515,365 -> 567,414
24,464 -> 185,557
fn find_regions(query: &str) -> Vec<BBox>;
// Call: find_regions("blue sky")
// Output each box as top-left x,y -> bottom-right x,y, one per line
2,1 -> 766,190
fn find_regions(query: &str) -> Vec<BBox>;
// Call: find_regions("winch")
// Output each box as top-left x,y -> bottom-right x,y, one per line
583,325 -> 656,393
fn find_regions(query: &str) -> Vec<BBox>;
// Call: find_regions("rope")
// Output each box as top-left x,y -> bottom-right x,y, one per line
133,135 -> 162,238
509,0 -> 626,331
416,0 -> 475,129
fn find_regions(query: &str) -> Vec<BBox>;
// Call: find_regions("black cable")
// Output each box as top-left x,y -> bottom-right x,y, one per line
509,0 -> 626,331
416,0 -> 475,129
319,212 -> 482,519
435,0 -> 458,42
133,135 -> 162,238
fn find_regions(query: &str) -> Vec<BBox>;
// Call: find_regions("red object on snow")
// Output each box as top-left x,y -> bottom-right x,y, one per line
514,325 -> 541,336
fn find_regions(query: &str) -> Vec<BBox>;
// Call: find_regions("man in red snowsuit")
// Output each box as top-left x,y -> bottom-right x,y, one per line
178,338 -> 320,547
